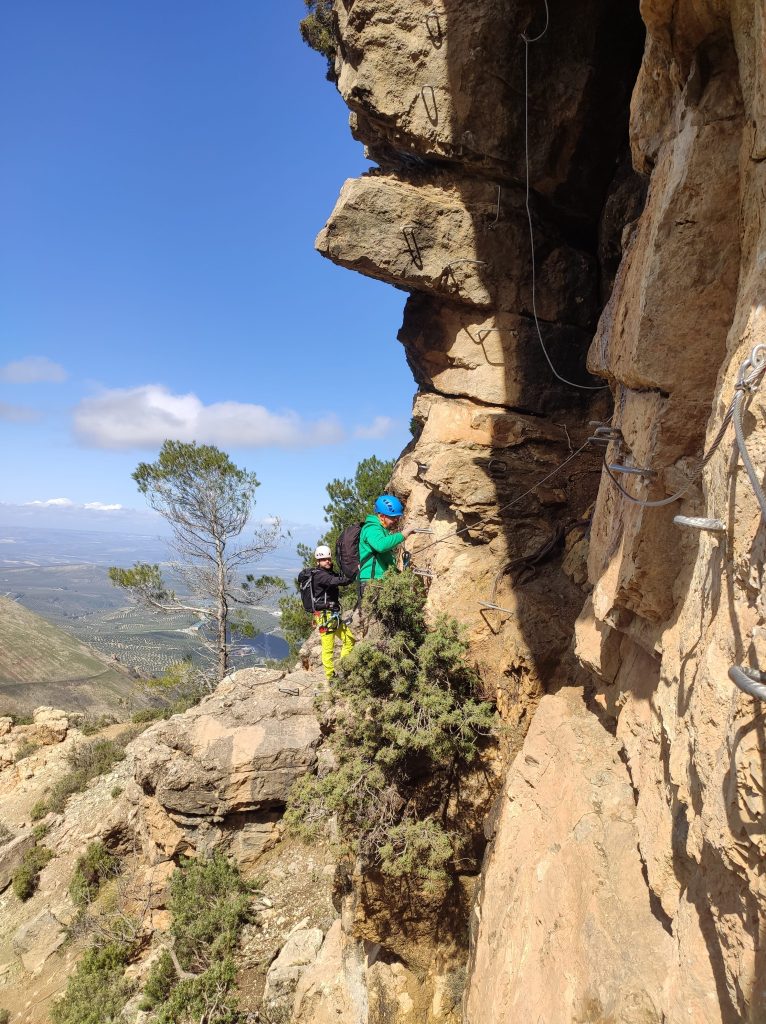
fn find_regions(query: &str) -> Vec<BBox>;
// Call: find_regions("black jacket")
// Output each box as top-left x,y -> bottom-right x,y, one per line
311,566 -> 354,611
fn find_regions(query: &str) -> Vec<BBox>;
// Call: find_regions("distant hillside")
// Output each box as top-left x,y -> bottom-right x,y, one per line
0,595 -> 147,717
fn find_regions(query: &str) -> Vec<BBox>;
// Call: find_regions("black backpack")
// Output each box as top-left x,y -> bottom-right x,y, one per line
335,523 -> 364,580
297,568 -> 318,613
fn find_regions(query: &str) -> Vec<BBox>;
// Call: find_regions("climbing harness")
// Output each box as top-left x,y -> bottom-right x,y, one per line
316,609 -> 341,635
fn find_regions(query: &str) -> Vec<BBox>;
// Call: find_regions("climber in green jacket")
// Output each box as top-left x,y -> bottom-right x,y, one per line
359,495 -> 414,581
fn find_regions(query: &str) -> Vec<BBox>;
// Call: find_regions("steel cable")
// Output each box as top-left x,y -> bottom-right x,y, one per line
521,1 -> 607,392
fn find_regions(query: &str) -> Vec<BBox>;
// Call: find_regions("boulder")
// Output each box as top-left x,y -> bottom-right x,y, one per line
0,831 -> 35,893
263,926 -> 324,1015
12,910 -> 67,975
130,668 -> 321,818
292,920 -> 367,1024
31,707 -> 69,744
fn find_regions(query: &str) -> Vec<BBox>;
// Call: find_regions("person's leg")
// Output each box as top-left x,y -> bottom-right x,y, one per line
338,621 -> 355,660
320,629 -> 336,679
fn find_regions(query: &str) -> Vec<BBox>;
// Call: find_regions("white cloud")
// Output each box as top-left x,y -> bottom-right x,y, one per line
353,415 -> 395,440
73,384 -> 346,450
0,356 -> 67,383
24,497 -> 74,507
84,502 -> 123,511
0,401 -> 40,423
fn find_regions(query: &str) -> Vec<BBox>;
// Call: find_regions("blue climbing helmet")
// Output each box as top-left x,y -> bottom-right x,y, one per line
374,494 -> 404,517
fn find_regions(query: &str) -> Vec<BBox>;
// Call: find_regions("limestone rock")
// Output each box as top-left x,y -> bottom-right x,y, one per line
400,294 -> 595,414
130,668 -> 321,819
12,910 -> 67,975
31,707 -> 69,744
0,831 -> 35,893
292,920 -> 366,1024
336,0 -> 643,216
464,688 -> 672,1023
263,926 -> 324,1015
316,173 -> 597,328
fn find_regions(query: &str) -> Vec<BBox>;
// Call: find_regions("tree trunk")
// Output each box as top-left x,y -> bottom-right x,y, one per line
215,535 -> 228,680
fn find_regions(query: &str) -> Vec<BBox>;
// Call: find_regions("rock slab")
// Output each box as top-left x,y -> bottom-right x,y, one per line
465,688 -> 672,1024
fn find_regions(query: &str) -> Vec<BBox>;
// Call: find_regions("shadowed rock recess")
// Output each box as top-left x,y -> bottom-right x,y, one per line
315,0 -> 766,1021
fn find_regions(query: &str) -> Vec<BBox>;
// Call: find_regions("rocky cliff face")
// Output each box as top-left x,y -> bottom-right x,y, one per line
317,0 -> 766,1021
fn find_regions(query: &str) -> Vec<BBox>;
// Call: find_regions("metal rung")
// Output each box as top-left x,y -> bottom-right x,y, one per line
412,568 -> 436,578
411,528 -> 434,534
279,686 -> 300,696
729,666 -> 766,702
421,84 -> 438,124
478,600 -> 514,615
401,224 -> 423,270
608,463 -> 657,479
487,458 -> 507,476
673,515 -> 726,533
589,427 -> 623,443
425,10 -> 443,46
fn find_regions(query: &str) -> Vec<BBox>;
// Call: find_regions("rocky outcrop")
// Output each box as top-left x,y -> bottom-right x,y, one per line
130,667 -> 321,860
0,672 -> 329,1022
314,0 -> 766,1020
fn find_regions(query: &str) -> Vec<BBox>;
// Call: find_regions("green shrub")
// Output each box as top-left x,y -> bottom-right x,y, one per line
169,854 -> 255,973
50,939 -> 135,1024
12,844 -> 54,901
33,731 -> 138,818
156,959 -> 240,1024
10,714 -> 33,726
14,738 -> 40,762
286,570 -> 495,887
137,855 -> 255,1020
139,950 -> 177,1010
0,1008 -> 10,1024
299,0 -> 338,78
131,707 -> 165,724
32,822 -> 49,841
0,823 -> 13,846
110,785 -> 123,799
30,801 -> 48,822
70,842 -> 119,909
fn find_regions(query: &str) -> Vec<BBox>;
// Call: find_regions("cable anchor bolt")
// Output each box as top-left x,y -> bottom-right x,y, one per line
607,462 -> 657,479
673,515 -> 726,533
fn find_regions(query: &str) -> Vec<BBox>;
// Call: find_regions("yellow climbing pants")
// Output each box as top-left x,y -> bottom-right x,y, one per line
315,612 -> 355,680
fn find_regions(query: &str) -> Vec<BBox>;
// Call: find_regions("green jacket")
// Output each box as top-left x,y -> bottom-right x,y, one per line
359,514 -> 404,580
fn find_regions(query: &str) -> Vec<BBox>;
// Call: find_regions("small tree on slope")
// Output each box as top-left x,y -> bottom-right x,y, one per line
109,441 -> 284,681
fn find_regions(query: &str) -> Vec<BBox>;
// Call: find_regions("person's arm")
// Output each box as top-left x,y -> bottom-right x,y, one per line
314,568 -> 354,588
366,520 -> 404,554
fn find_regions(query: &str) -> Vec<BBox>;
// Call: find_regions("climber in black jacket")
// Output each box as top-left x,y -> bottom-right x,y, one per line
310,545 -> 355,679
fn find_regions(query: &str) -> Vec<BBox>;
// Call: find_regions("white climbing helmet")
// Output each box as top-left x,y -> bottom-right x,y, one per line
314,545 -> 332,560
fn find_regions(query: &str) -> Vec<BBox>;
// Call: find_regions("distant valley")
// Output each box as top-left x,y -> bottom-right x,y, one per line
0,524 -> 296,685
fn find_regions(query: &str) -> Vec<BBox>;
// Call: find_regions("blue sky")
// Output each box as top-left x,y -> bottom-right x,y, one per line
0,1 -> 413,531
